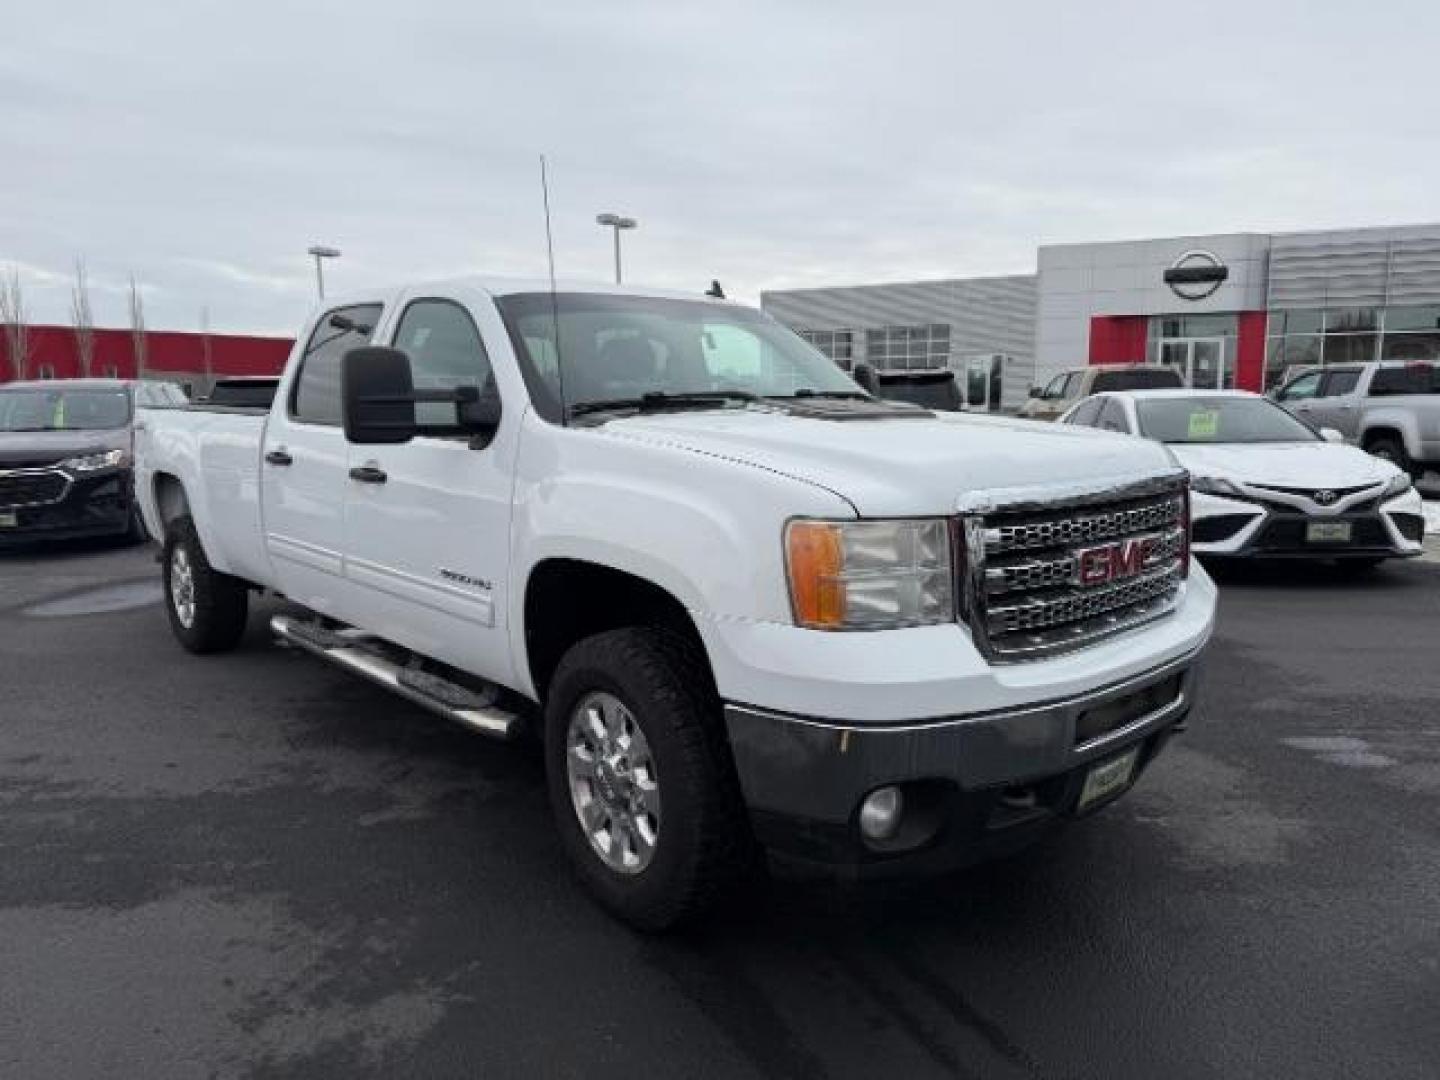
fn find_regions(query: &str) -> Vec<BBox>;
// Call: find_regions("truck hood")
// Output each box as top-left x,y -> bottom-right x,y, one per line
598,408 -> 1177,516
0,428 -> 129,469
1168,441 -> 1400,489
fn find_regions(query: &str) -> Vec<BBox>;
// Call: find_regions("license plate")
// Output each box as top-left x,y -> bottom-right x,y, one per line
1306,521 -> 1352,544
0,512 -> 15,528
1078,747 -> 1140,810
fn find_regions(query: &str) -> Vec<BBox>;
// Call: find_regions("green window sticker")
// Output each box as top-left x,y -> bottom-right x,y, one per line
1188,409 -> 1220,439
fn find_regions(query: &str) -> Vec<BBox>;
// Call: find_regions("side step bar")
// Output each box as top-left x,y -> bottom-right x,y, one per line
271,614 -> 522,739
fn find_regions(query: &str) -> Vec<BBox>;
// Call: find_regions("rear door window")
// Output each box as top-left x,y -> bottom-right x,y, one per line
1319,369 -> 1362,397
291,303 -> 383,425
1369,364 -> 1440,396
1092,368 -> 1184,392
1097,398 -> 1132,432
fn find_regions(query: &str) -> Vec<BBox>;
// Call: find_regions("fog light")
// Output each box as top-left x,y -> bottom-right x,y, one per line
858,785 -> 904,842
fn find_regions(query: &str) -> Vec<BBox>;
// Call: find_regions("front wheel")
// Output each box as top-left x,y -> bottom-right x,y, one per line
162,516 -> 249,654
543,627 -> 752,931
1367,437 -> 1422,481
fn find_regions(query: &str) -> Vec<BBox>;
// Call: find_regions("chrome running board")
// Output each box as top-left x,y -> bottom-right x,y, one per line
270,614 -> 521,739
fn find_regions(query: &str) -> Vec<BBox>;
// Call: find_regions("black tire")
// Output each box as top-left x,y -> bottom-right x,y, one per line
162,515 -> 249,654
543,627 -> 752,931
1367,436 -> 1421,481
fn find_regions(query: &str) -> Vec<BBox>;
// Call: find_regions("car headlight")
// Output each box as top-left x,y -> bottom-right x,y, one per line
785,519 -> 954,630
61,449 -> 129,472
1382,472 -> 1413,497
1189,475 -> 1245,499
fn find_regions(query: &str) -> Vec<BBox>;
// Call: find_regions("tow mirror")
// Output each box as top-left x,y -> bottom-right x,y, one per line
341,346 -> 500,446
852,363 -> 880,396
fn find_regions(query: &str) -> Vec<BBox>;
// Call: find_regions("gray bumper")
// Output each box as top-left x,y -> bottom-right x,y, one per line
724,646 -> 1201,870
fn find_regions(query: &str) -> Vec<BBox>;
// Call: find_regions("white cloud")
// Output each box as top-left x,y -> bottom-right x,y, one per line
3,0 -> 1439,333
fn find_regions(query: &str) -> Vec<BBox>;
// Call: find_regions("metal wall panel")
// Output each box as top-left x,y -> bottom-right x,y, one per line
1268,225 -> 1440,309
760,275 -> 1037,365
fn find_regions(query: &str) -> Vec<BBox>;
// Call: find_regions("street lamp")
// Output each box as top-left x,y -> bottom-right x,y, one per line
306,245 -> 341,299
595,213 -> 638,284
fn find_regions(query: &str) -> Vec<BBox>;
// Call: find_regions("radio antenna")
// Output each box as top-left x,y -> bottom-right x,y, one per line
539,154 -> 569,422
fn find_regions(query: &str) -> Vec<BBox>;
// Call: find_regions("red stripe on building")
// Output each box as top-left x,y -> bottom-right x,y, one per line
1,325 -> 294,383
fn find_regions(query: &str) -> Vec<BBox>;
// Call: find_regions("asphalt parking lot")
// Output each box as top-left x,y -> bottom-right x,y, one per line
2,539 -> 1438,1080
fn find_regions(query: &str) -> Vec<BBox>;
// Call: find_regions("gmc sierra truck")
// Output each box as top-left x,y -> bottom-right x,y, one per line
136,278 -> 1216,930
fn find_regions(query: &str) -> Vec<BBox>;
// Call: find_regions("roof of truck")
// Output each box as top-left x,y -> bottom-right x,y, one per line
322,277 -> 738,307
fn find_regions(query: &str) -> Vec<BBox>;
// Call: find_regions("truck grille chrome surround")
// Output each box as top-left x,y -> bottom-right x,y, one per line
958,471 -> 1189,662
0,468 -> 71,509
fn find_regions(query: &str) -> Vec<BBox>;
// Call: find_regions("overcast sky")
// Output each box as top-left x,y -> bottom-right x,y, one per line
3,0 -> 1439,336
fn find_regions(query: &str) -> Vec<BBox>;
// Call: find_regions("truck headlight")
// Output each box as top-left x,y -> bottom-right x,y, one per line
61,449 -> 129,472
785,519 -> 954,630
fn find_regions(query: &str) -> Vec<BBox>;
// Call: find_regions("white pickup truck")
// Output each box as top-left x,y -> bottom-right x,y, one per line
136,278 -> 1216,929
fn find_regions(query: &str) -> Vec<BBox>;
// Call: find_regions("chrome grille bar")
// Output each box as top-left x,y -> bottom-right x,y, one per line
960,471 -> 1189,662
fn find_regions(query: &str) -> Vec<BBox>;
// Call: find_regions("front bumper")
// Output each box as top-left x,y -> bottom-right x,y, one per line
725,645 -> 1199,874
0,467 -> 135,545
1191,489 -> 1425,560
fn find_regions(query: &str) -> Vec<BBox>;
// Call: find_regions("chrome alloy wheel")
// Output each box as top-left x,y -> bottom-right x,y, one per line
566,691 -> 662,875
170,545 -> 197,629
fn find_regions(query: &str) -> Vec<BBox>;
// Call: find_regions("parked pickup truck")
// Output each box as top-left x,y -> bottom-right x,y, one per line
1274,361 -> 1440,479
136,278 -> 1216,929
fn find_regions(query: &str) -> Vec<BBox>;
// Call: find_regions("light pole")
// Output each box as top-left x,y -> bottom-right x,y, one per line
595,213 -> 637,284
306,245 -> 341,299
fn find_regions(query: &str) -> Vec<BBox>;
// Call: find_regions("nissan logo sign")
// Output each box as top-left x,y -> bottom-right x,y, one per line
1164,250 -> 1229,301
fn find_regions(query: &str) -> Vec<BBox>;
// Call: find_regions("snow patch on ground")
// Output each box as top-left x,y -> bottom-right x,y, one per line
1424,499 -> 1440,535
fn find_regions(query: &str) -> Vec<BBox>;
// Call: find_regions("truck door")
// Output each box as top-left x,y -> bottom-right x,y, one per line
1308,367 -> 1364,438
341,295 -> 516,684
260,302 -> 383,619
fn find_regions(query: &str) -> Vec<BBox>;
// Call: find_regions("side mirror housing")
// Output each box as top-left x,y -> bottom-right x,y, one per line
341,346 -> 500,446
1319,427 -> 1345,444
1028,385 -> 1042,398
852,362 -> 880,396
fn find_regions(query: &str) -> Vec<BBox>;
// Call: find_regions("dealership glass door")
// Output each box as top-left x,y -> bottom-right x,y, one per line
1159,337 -> 1231,389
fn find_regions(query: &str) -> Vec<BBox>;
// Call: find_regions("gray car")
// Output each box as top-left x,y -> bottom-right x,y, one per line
1273,361 -> 1440,479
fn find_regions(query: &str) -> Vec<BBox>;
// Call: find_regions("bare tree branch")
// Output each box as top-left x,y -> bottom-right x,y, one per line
1,267 -> 33,382
71,256 -> 96,378
128,274 -> 147,379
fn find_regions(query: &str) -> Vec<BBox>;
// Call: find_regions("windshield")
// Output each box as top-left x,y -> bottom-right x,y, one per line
1137,396 -> 1318,444
0,388 -> 132,432
495,293 -> 862,421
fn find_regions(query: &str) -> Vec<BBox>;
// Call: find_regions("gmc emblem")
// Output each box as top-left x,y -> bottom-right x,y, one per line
1076,537 -> 1157,587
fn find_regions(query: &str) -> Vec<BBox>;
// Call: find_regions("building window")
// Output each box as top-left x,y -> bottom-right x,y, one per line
863,324 -> 950,370
797,329 -> 855,369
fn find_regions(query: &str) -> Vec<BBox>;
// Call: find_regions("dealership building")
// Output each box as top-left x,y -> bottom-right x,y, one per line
762,222 -> 1440,399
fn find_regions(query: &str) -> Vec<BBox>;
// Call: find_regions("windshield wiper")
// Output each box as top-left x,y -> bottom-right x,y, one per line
567,390 -> 760,419
766,389 -> 872,401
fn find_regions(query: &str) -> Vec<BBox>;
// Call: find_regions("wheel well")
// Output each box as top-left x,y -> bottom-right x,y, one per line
1362,426 -> 1403,450
524,559 -> 712,702
152,473 -> 190,531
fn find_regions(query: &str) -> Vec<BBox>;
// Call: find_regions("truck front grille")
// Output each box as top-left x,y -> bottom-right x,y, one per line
0,469 -> 69,509
961,474 -> 1189,661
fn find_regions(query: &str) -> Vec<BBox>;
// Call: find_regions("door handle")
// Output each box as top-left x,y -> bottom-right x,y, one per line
264,449 -> 293,466
348,464 -> 388,484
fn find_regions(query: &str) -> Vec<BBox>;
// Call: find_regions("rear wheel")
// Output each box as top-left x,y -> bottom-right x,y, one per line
543,627 -> 751,931
163,516 -> 249,654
